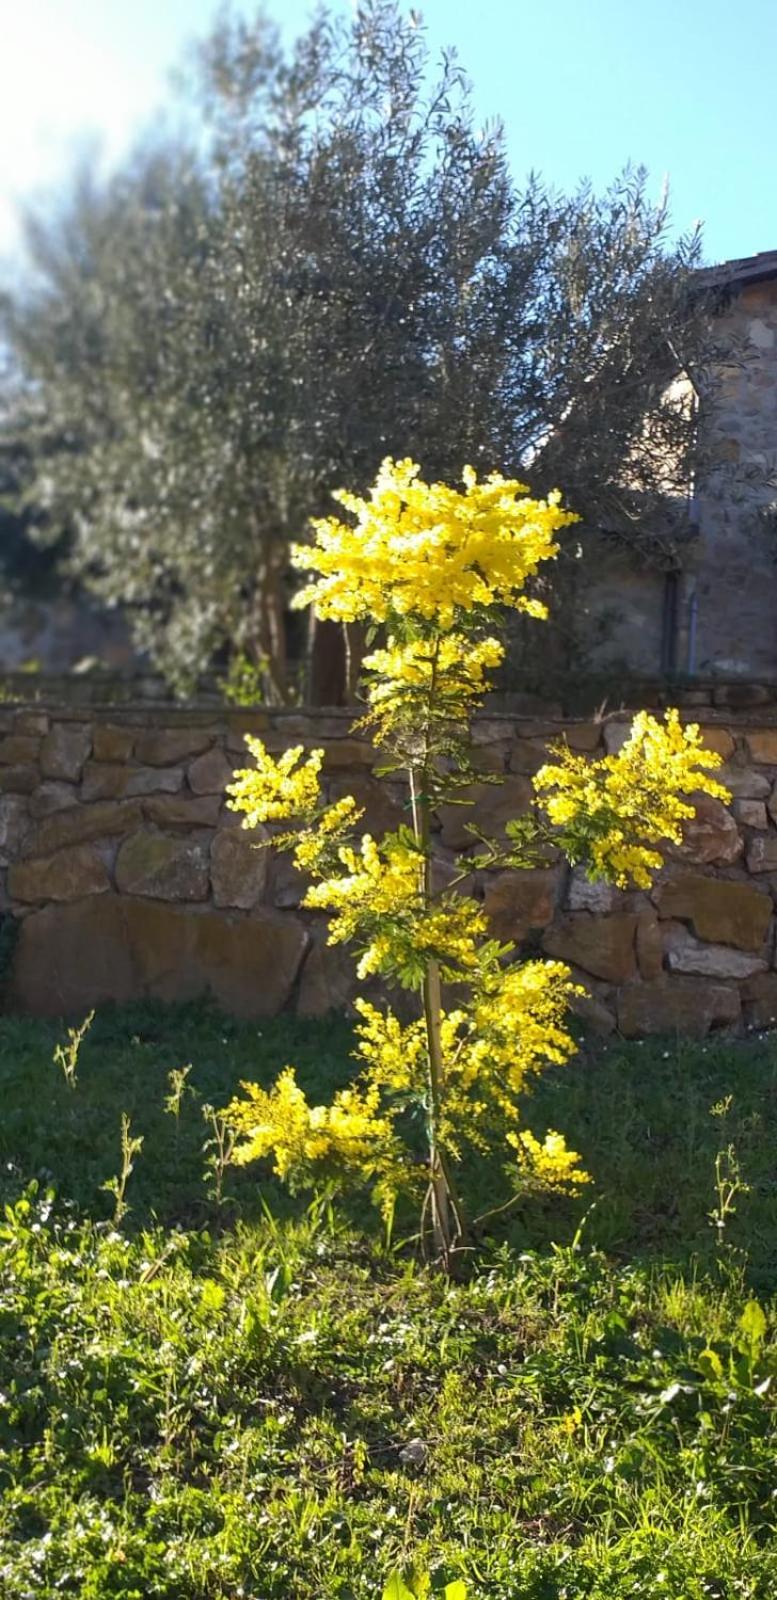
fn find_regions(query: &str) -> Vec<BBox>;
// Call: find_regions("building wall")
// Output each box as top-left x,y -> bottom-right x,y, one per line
2,697 -> 777,1037
690,278 -> 777,677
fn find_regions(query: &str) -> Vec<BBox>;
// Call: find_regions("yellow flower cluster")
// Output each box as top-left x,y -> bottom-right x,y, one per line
227,738 -> 323,827
533,710 -> 729,888
226,1066 -> 392,1181
508,1128 -> 590,1192
353,1000 -> 426,1094
472,960 -> 582,1089
293,457 -> 575,628
292,795 -> 365,872
361,632 -> 505,744
364,632 -> 504,694
304,831 -> 489,981
351,967 -> 586,1186
304,831 -> 419,934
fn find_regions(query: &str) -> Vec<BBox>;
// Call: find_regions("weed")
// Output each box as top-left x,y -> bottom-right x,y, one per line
201,1100 -> 236,1208
52,1007 -> 95,1091
100,1112 -> 143,1227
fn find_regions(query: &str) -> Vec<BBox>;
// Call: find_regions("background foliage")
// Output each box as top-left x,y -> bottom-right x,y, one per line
0,1 -> 720,697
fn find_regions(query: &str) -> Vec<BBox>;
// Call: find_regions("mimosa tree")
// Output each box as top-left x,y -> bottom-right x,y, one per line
224,460 -> 727,1265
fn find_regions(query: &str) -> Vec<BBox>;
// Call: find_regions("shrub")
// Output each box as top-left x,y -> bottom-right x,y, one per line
224,459 -> 726,1263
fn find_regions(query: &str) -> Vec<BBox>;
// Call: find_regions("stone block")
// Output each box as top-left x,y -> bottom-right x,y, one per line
567,867 -> 620,913
734,799 -> 768,828
269,851 -> 307,908
698,726 -> 736,760
636,911 -> 664,979
741,971 -> 777,1029
660,918 -> 691,956
115,831 -> 210,900
471,742 -> 509,775
9,844 -> 110,904
92,724 -> 136,762
508,739 -> 550,776
133,728 -> 213,765
328,774 -> 403,839
713,684 -> 772,709
0,796 -> 30,861
543,912 -> 638,983
144,794 -> 221,828
654,871 -> 771,951
321,739 -> 376,769
189,747 -> 236,795
79,763 -> 136,802
211,827 -> 268,908
129,901 -> 307,1014
40,723 -> 92,781
10,895 -> 137,1012
32,800 -> 144,855
29,782 -> 78,819
482,867 -> 560,943
567,980 -> 616,1035
673,792 -> 742,865
746,729 -> 777,763
8,896 -> 306,1018
125,765 -> 186,799
0,735 -> 41,765
225,712 -> 270,752
297,932 -> 358,1016
473,718 -> 515,745
665,927 -> 768,980
13,713 -> 49,736
81,762 -> 184,802
617,978 -> 741,1038
603,719 -> 632,753
746,835 -> 777,874
562,722 -> 603,752
438,775 -> 532,851
718,765 -> 770,799
0,766 -> 39,794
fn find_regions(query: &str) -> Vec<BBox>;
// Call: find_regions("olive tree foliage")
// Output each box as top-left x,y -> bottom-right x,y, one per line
0,1 -> 720,699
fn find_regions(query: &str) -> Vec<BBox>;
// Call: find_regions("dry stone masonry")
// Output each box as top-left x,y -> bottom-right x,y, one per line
5,692 -> 777,1036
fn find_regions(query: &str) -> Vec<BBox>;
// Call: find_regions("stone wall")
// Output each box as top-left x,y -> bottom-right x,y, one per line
689,275 -> 777,678
3,696 -> 777,1036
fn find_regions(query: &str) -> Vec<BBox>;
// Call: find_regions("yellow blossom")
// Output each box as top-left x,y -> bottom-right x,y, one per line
292,795 -> 365,872
226,1067 -> 394,1181
293,457 -> 575,628
533,710 -> 730,888
353,1000 -> 427,1094
508,1128 -> 590,1192
227,738 -> 323,827
304,831 -> 489,982
361,631 -> 504,745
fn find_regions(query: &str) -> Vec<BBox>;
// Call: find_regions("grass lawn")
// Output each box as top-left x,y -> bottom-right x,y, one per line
1,1002 -> 776,1597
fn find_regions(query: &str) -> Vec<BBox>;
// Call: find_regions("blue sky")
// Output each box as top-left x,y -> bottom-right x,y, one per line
1,0 -> 774,267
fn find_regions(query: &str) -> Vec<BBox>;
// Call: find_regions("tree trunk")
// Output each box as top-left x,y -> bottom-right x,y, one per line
308,616 -> 347,705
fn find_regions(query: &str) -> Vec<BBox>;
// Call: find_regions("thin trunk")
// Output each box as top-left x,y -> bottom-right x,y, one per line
343,621 -> 368,703
410,762 -> 465,1267
251,535 -> 290,705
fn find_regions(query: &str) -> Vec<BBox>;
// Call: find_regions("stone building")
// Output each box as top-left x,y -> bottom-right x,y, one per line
578,250 -> 777,688
690,250 -> 777,679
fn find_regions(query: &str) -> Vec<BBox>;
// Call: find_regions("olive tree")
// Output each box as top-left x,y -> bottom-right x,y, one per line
1,2 -> 718,699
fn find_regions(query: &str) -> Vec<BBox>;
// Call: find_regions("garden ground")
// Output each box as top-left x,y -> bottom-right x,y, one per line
1,1003 -> 775,1597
